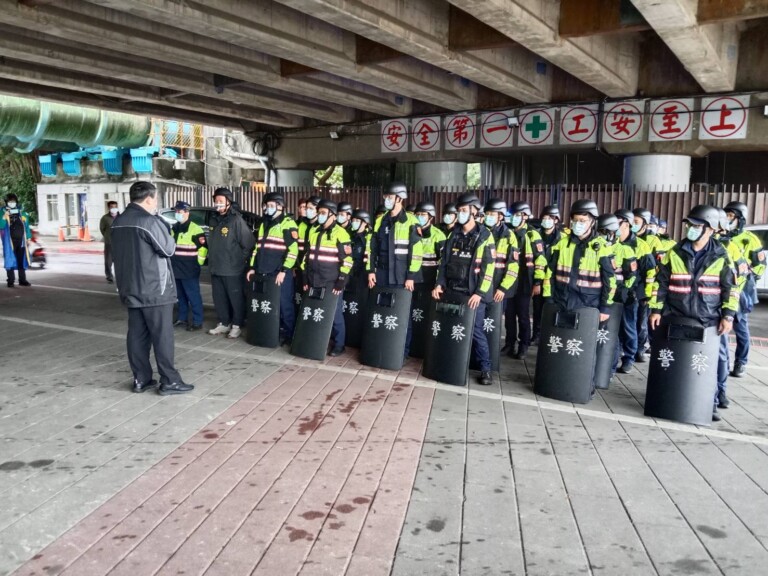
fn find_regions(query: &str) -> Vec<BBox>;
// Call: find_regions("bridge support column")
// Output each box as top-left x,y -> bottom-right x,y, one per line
623,154 -> 691,191
415,162 -> 467,191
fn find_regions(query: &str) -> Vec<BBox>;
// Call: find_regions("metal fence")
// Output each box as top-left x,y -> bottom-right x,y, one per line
164,183 -> 768,240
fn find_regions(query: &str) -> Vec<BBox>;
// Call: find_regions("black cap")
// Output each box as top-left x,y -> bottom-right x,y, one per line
173,201 -> 191,211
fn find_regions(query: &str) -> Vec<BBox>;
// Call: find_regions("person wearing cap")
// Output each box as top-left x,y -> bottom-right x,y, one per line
433,193 -> 496,385
99,200 -> 119,284
649,205 -> 738,421
367,182 -> 424,355
337,202 -> 353,230
543,198 -> 616,325
505,201 -> 545,359
170,201 -> 207,331
246,192 -> 299,345
483,198 -> 519,303
631,207 -> 663,362
613,209 -> 655,374
302,200 -> 353,356
207,187 -> 256,339
532,205 -> 563,343
724,201 -> 765,378
1,193 -> 32,288
440,203 -> 458,235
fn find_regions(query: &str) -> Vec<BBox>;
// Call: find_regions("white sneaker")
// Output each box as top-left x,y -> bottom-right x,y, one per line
208,323 -> 230,335
227,325 -> 242,339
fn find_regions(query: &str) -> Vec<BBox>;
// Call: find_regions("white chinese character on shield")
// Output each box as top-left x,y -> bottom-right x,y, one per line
348,301 -> 359,315
384,315 -> 399,330
295,293 -> 302,305
312,308 -> 324,323
691,352 -> 709,374
260,300 -> 271,314
251,299 -> 259,312
371,313 -> 383,328
548,335 -> 563,354
431,320 -> 441,337
596,328 -> 610,345
343,300 -> 348,313
302,306 -> 312,320
566,339 -> 584,356
451,324 -> 466,342
483,317 -> 495,333
658,348 -> 675,369
412,308 -> 424,322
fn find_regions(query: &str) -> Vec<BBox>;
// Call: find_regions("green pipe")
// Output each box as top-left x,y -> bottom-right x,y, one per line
0,95 -> 150,152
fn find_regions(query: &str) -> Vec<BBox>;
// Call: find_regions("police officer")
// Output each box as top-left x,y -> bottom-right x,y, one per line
246,192 -> 299,345
415,202 -> 446,287
433,193 -> 496,386
337,202 -> 353,230
170,201 -> 207,331
532,205 -> 563,343
349,209 -> 372,278
483,198 -> 519,302
649,205 -> 738,421
298,195 -> 322,262
505,201 -> 545,359
724,201 -> 765,378
655,218 -> 676,262
631,207 -> 662,361
367,182 -> 423,356
614,209 -> 655,374
440,203 -> 458,235
302,200 -> 353,356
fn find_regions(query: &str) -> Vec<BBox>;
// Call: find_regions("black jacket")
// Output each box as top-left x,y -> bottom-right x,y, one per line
111,203 -> 177,308
208,208 -> 255,277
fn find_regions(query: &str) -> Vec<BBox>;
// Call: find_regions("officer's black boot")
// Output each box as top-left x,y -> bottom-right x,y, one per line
159,381 -> 194,395
514,345 -> 528,360
717,389 -> 730,409
479,371 -> 492,386
731,362 -> 746,377
712,405 -> 722,422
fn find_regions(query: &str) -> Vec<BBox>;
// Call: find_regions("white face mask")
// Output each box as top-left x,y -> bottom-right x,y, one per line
351,220 -> 361,231
541,217 -> 554,230
306,208 -> 317,220
457,211 -> 471,225
265,205 -> 277,216
214,203 -> 227,212
109,207 -> 118,216
443,214 -> 456,225
571,220 -> 590,237
174,212 -> 185,223
384,197 -> 396,211
7,202 -> 17,209
337,214 -> 348,225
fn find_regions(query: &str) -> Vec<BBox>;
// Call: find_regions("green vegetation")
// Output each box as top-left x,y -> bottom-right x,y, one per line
467,163 -> 481,188
0,148 -> 38,222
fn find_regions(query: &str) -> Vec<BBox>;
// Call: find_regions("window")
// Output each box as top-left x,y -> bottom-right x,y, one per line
46,194 -> 59,222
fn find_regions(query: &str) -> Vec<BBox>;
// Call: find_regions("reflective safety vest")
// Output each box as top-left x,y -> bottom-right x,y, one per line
650,239 -> 738,327
302,222 -> 353,289
639,231 -> 663,258
621,234 -> 655,300
436,223 -> 496,300
610,240 -> 638,303
249,213 -> 299,274
350,228 -> 371,277
170,220 -> 207,279
654,234 -> 677,264
418,224 -> 446,287
543,233 -> 617,313
512,224 -> 545,286
490,223 -> 519,295
297,218 -> 317,262
367,209 -> 424,284
729,228 -> 766,279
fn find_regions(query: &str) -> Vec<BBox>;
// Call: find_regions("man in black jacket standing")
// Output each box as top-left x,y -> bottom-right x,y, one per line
111,181 -> 192,395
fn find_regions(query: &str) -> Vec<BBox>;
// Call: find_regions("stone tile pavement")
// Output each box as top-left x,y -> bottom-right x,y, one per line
3,273 -> 768,575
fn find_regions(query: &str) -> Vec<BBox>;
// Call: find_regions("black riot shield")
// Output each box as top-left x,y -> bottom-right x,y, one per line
359,287 -> 412,371
246,274 -> 281,348
533,303 -> 600,404
644,317 -> 719,426
593,302 -> 623,390
484,300 -> 503,371
343,278 -> 368,348
407,286 -> 432,359
290,287 -> 339,361
423,294 -> 477,386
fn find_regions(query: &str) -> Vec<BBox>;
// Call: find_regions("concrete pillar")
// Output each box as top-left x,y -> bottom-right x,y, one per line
274,169 -> 313,188
415,162 -> 467,191
622,154 -> 691,191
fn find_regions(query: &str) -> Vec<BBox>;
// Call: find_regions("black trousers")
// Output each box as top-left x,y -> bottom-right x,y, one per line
212,274 -> 246,327
127,303 -> 182,386
505,289 -> 532,347
531,294 -> 545,338
6,244 -> 27,285
104,243 -> 113,281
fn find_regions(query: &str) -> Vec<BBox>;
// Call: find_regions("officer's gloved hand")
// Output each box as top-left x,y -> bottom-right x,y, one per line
333,277 -> 346,294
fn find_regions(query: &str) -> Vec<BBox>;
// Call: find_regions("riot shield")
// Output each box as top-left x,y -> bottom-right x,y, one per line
644,317 -> 719,426
533,303 -> 599,404
343,277 -> 368,348
407,286 -> 432,358
246,274 -> 281,348
594,302 -> 623,389
290,287 -> 339,361
484,300 -> 503,371
359,287 -> 412,371
423,294 -> 477,386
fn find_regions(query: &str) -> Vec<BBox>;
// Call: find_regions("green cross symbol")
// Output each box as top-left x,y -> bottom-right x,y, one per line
524,114 -> 548,139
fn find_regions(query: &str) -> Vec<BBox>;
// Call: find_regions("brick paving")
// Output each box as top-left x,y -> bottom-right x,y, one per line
3,270 -> 768,575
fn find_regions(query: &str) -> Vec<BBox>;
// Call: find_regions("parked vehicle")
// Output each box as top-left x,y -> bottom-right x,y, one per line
28,227 -> 46,268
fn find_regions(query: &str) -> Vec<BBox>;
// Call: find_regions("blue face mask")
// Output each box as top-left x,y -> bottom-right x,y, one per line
541,217 -> 554,230
351,220 -> 361,231
384,197 -> 395,210
337,214 -> 348,225
484,215 -> 497,228
686,224 -> 703,242
457,211 -> 471,225
317,213 -> 328,225
306,208 -> 316,220
265,206 -> 276,216
417,215 -> 429,227
511,215 -> 523,228
174,212 -> 185,223
443,214 -> 455,225
571,220 -> 589,237
630,223 -> 641,234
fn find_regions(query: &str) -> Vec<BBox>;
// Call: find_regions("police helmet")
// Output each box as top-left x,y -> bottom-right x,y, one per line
415,202 -> 437,219
352,209 -> 371,226
724,201 -> 748,221
317,199 -> 337,215
571,199 -> 599,218
597,213 -> 620,233
443,202 -> 458,215
307,195 -> 323,207
405,204 -> 416,213
337,202 -> 353,215
374,204 -> 387,217
386,182 -> 408,199
650,214 -> 659,226
659,218 -> 668,228
212,187 -> 233,201
509,201 -> 532,216
685,205 -> 720,229
716,207 -> 729,232
263,192 -> 285,206
632,207 -> 652,224
541,205 -> 560,219
484,198 -> 507,215
174,201 -> 191,211
614,208 -> 634,224
456,193 -> 482,211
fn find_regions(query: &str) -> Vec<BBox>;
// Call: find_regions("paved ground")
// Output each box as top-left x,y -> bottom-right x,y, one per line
2,256 -> 768,575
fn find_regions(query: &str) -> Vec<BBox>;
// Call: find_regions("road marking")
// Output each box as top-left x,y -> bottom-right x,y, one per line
2,313 -> 767,447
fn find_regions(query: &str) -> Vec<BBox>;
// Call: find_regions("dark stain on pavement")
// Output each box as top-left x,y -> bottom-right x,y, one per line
298,411 -> 325,435
335,504 -> 355,514
673,558 -> 712,574
285,526 -> 314,542
29,459 -> 55,468
203,433 -> 219,439
696,525 -> 728,539
426,518 -> 445,532
352,497 -> 370,505
300,510 -> 325,520
0,461 -> 25,471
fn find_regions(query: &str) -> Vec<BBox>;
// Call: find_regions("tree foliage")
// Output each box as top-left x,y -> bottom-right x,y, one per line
0,148 -> 39,222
